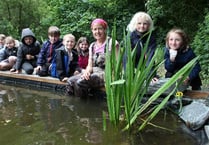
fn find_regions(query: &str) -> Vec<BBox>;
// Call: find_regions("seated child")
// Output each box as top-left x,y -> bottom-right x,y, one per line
164,28 -> 202,90
10,28 -> 40,74
35,26 -> 63,76
52,34 -> 79,82
0,36 -> 18,70
0,34 -> 6,49
75,37 -> 89,70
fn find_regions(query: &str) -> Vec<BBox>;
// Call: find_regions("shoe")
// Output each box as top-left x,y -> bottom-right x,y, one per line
10,68 -> 16,72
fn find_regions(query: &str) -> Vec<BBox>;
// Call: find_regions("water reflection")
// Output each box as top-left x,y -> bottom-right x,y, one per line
0,84 -> 198,145
0,84 -> 129,145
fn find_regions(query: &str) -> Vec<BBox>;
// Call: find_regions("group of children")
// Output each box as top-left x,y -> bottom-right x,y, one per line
0,11 -> 202,97
0,26 -> 90,82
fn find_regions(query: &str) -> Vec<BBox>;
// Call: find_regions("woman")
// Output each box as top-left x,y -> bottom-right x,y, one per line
67,18 -> 119,97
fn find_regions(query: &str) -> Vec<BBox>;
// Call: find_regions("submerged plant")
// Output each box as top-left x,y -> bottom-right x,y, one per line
105,25 -> 197,131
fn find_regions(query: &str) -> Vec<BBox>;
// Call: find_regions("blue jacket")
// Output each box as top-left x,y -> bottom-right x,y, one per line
130,30 -> 157,67
36,39 -> 63,66
55,46 -> 79,81
164,47 -> 202,88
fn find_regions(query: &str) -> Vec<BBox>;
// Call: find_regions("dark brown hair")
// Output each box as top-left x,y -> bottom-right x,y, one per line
48,26 -> 60,36
75,37 -> 89,55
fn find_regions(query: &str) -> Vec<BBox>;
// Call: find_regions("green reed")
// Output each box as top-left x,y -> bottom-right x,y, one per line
105,26 -> 197,131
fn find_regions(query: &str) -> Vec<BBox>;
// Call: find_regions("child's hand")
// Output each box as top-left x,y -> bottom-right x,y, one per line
26,54 -> 34,60
62,77 -> 68,82
169,49 -> 177,62
73,71 -> 80,75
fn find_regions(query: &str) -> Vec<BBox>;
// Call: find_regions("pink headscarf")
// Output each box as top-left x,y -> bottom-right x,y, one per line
91,18 -> 108,29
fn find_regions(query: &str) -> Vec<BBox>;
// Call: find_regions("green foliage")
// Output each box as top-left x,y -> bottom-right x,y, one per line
146,0 -> 209,44
0,0 -> 52,41
1,0 -> 209,47
47,0 -> 145,41
192,9 -> 209,86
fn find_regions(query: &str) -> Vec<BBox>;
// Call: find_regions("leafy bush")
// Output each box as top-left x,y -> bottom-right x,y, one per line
192,10 -> 209,87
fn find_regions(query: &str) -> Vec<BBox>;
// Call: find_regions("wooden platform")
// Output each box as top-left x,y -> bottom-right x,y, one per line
184,90 -> 209,99
0,70 -> 208,98
0,71 -> 66,91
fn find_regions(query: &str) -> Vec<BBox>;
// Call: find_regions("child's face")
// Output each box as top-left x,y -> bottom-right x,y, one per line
168,32 -> 183,50
5,41 -> 15,49
91,24 -> 106,41
0,39 -> 5,46
136,17 -> 150,33
63,36 -> 75,51
49,35 -> 60,44
79,41 -> 89,51
24,36 -> 34,45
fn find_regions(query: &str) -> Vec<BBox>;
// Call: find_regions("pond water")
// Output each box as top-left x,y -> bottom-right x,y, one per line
0,84 -> 199,145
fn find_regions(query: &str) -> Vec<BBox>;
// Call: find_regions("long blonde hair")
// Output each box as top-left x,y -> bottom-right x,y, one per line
127,11 -> 153,32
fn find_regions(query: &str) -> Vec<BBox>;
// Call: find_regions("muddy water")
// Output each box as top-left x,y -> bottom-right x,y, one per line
0,84 -> 197,145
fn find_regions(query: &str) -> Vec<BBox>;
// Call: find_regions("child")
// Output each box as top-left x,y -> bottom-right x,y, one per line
75,37 -> 89,70
0,34 -> 6,49
164,28 -> 202,90
35,26 -> 63,76
0,36 -> 18,70
127,11 -> 156,66
52,34 -> 79,82
127,11 -> 158,83
10,28 -> 41,74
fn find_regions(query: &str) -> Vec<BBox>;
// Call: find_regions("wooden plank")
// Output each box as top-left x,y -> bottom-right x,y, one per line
0,71 -> 66,85
184,90 -> 209,99
0,71 -> 67,92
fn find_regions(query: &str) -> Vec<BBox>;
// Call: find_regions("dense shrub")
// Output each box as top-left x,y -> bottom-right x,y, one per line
192,10 -> 209,86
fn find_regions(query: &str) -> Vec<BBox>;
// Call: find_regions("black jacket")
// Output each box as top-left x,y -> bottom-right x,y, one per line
15,28 -> 40,70
55,46 -> 79,81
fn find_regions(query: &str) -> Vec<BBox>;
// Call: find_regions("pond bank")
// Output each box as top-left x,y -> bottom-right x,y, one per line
0,71 -> 66,91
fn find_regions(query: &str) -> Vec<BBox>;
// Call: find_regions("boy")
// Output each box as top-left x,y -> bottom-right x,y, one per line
11,28 -> 40,74
53,34 -> 79,82
35,26 -> 63,76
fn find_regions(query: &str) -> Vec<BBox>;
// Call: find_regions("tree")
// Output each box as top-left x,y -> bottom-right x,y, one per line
146,0 -> 209,44
0,0 -> 50,41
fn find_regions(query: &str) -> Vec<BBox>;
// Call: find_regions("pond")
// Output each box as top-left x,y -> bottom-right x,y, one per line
0,84 -> 199,145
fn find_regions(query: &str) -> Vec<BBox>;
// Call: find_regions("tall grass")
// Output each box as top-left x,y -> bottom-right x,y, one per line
105,26 -> 198,131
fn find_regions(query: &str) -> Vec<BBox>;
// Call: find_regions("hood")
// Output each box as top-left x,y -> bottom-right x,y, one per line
21,28 -> 36,45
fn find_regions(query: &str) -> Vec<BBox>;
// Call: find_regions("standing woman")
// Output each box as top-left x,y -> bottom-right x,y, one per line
67,18 -> 119,97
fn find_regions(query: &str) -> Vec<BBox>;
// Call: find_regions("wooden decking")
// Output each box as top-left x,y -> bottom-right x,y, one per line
0,70 -> 208,98
0,71 -> 67,91
184,90 -> 209,99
